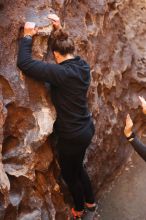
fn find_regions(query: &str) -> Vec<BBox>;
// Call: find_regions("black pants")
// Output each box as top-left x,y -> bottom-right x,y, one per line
56,124 -> 95,211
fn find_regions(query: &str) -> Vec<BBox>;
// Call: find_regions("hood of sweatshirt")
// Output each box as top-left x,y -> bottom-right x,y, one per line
60,56 -> 90,84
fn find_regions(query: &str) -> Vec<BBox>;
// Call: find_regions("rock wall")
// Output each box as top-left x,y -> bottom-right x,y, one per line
0,0 -> 146,219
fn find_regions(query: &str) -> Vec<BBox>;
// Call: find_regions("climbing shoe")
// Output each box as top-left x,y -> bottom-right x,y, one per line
71,208 -> 85,219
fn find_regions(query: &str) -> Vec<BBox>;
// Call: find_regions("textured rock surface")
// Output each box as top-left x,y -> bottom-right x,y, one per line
0,0 -> 146,219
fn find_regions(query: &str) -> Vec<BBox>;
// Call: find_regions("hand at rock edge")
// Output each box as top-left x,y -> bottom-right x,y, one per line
124,114 -> 133,137
48,14 -> 62,30
24,22 -> 38,37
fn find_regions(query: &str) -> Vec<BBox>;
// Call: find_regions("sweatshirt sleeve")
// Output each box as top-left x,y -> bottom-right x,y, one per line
130,136 -> 146,161
17,37 -> 67,86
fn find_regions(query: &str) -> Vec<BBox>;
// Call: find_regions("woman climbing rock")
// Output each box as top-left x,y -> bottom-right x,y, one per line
17,14 -> 96,219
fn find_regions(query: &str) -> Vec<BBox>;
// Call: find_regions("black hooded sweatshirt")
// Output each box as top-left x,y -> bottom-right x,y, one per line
17,37 -> 93,139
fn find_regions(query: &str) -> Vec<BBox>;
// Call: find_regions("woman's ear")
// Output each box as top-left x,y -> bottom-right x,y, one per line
53,51 -> 57,58
53,51 -> 60,63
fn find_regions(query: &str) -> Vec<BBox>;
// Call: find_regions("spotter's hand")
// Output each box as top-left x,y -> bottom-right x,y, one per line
124,114 -> 133,137
139,96 -> 146,115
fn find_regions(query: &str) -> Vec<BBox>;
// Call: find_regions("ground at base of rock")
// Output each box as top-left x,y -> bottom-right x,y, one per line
99,152 -> 146,220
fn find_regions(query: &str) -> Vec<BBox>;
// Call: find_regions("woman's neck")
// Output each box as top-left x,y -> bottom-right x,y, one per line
58,54 -> 74,63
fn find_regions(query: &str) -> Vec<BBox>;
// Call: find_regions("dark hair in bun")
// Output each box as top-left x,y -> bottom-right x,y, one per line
50,29 -> 75,55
